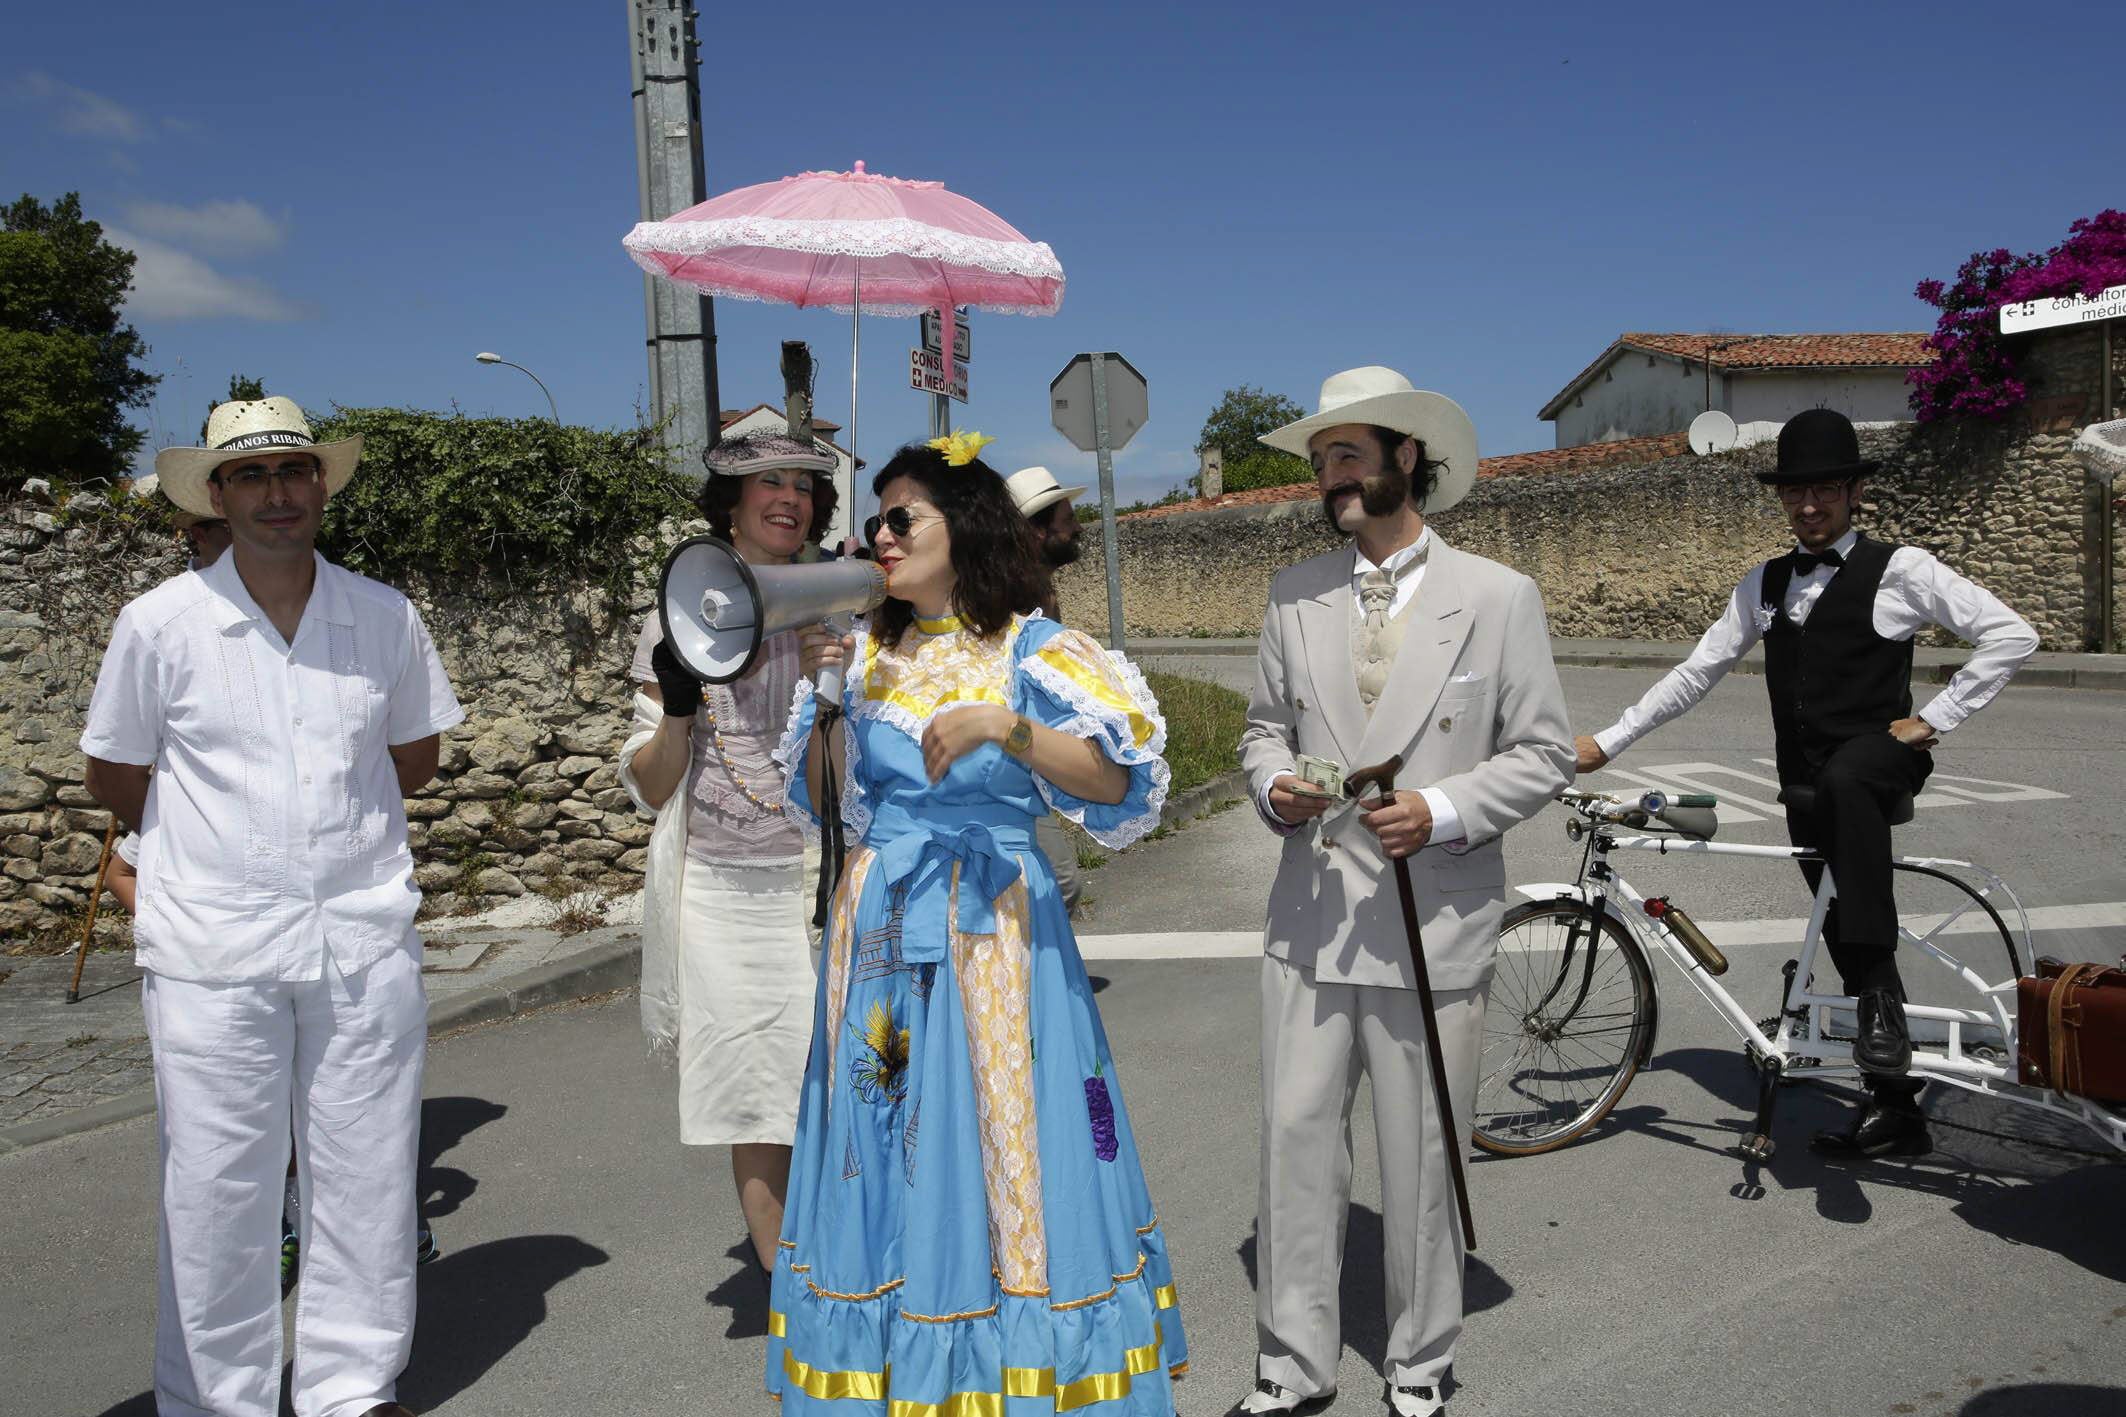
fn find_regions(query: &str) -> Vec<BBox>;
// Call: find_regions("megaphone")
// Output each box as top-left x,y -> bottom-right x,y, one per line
659,537 -> 887,698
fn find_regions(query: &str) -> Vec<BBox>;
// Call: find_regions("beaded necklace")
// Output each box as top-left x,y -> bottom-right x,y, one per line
699,687 -> 784,816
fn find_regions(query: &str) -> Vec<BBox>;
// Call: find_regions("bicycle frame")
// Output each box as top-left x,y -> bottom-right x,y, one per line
1524,816 -> 2126,1156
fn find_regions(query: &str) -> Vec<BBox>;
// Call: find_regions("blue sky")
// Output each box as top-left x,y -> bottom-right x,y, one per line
5,1 -> 2112,506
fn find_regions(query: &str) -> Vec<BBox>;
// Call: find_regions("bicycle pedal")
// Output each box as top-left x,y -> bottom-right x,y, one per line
1738,1133 -> 1776,1162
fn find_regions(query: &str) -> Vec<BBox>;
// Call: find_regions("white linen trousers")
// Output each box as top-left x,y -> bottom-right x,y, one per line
142,942 -> 426,1417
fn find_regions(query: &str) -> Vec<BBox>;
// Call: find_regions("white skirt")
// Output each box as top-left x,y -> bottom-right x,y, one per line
676,855 -> 819,1146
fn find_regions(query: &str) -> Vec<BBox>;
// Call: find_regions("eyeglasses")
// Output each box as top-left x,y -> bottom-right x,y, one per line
863,506 -> 943,545
1776,481 -> 1854,506
214,463 -> 323,493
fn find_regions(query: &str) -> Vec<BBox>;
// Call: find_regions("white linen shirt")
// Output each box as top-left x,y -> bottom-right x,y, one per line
1593,528 -> 2039,760
80,552 -> 465,983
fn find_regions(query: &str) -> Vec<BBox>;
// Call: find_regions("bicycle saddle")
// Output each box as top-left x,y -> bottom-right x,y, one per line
1778,784 -> 1914,826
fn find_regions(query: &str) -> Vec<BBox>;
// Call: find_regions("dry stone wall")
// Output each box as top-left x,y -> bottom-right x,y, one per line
1,492 -> 673,942
1057,423 -> 2120,652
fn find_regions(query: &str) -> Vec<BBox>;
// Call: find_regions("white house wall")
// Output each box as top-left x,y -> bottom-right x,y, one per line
1552,352 -> 1721,447
1552,355 -> 1917,447
1726,368 -> 1915,426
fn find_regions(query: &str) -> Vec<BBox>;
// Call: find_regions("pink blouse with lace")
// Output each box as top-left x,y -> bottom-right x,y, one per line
630,616 -> 805,865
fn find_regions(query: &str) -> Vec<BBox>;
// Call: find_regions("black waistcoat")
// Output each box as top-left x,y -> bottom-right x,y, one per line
1761,533 -> 1912,781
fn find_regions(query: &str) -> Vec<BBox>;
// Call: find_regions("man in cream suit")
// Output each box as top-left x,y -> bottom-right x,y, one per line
1233,368 -> 1573,1417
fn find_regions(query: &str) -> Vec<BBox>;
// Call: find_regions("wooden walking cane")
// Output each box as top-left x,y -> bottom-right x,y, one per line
66,816 -> 121,1005
1345,755 -> 1477,1251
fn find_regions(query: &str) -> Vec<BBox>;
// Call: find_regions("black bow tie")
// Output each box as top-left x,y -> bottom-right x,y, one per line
1788,547 -> 1844,573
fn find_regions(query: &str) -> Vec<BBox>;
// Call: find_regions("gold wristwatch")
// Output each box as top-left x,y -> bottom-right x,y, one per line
1003,714 -> 1034,758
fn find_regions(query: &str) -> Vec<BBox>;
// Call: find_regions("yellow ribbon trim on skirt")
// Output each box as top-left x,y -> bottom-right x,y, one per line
779,1322 -> 1169,1415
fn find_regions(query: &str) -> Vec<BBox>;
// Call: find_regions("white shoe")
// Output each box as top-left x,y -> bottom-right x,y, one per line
1227,1377 -> 1333,1415
1388,1382 -> 1444,1416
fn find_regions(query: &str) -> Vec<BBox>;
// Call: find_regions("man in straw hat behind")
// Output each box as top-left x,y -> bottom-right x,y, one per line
81,396 -> 463,1417
1577,408 -> 2037,1159
1005,464 -> 1090,911
1235,367 -> 1573,1416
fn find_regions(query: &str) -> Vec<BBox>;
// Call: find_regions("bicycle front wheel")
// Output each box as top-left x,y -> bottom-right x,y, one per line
1474,898 -> 1656,1156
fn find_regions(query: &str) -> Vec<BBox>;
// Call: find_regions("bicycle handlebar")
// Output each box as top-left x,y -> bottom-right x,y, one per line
1558,787 -> 1719,840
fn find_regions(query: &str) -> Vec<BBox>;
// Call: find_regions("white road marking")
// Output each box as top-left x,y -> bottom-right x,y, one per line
1075,902 -> 2126,960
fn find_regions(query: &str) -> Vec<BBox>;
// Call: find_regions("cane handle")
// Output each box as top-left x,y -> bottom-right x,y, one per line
1343,755 -> 1404,804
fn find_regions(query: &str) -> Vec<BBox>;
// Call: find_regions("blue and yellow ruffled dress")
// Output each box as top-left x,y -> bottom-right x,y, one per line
768,612 -> 1188,1415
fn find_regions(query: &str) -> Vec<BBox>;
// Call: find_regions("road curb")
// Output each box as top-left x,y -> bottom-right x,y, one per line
0,934 -> 645,1156
424,933 -> 641,1037
1160,768 -> 1248,828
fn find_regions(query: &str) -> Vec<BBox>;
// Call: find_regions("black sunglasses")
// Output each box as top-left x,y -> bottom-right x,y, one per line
862,506 -> 942,545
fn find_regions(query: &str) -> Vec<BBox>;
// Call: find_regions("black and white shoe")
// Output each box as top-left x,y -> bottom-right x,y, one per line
1388,1382 -> 1444,1416
1227,1377 -> 1334,1415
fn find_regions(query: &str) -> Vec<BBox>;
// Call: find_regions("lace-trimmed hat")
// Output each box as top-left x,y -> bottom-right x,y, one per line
154,397 -> 362,517
703,428 -> 838,478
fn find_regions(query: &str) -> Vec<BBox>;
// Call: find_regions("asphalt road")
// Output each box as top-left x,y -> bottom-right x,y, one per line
4,663 -> 2122,1417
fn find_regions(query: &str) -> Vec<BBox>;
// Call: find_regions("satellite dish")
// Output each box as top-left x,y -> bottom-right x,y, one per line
1689,410 -> 1738,455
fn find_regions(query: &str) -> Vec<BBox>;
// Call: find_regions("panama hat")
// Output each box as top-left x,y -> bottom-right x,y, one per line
1259,366 -> 1479,514
1758,408 -> 1879,485
1004,466 -> 1087,520
154,397 -> 362,518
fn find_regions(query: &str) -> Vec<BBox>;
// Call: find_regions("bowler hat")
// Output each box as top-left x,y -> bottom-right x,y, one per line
1759,408 -> 1877,485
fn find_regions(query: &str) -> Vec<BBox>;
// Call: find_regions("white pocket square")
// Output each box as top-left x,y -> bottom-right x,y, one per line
1449,671 -> 1486,684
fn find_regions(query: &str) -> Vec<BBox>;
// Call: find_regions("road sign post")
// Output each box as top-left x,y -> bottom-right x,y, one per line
1051,352 -> 1148,652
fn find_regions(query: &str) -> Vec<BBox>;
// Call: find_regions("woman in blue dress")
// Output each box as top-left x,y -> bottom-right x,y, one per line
768,436 -> 1188,1414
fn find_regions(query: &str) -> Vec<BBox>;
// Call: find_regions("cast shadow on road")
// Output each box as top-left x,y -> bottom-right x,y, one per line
88,1233 -> 612,1417
1614,1048 -> 2126,1280
421,1094 -> 509,1222
1236,1204 -> 1512,1399
708,1237 -> 771,1339
397,1235 -> 613,1410
1961,1383 -> 2126,1415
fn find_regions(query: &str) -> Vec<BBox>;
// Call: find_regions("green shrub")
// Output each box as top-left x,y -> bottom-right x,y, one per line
309,407 -> 692,596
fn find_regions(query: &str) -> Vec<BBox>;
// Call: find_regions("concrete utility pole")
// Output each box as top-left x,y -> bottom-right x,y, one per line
628,0 -> 718,478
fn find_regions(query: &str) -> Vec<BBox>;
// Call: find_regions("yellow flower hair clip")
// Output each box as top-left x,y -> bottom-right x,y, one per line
926,429 -> 995,467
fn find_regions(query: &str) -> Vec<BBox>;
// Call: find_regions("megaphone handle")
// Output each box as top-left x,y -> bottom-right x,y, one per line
813,614 -> 854,707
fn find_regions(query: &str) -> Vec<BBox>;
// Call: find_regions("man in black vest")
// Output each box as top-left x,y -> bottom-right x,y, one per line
1575,410 -> 2037,1156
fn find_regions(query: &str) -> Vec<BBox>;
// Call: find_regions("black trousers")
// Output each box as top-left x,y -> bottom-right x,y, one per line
1783,731 -> 1933,1102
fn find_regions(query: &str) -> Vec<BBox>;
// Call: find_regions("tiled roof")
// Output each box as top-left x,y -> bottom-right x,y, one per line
1119,432 -> 1691,522
1539,332 -> 1935,420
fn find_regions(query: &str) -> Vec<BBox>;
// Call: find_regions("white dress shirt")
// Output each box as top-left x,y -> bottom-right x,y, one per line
1593,528 -> 2039,761
81,551 -> 465,983
1261,526 -> 1465,844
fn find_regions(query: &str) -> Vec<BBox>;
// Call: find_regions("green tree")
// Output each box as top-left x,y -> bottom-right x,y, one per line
0,192 -> 160,485
200,374 -> 269,439
1195,385 -> 1312,494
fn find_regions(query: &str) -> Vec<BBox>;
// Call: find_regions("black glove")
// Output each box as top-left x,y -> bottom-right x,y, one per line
649,638 -> 703,718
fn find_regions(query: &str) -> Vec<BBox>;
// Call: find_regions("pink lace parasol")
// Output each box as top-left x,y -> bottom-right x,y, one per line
622,161 -> 1064,317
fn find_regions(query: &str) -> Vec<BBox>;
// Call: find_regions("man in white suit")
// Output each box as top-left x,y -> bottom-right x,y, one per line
1233,368 -> 1573,1417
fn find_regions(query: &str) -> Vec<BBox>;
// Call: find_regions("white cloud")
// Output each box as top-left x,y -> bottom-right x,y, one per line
8,72 -> 146,142
122,199 -> 289,255
107,228 -> 305,322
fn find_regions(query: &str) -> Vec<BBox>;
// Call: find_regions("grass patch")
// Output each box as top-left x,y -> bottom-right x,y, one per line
1144,670 -> 1247,798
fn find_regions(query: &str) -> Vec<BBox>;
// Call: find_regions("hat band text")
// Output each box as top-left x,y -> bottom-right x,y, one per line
214,430 -> 317,452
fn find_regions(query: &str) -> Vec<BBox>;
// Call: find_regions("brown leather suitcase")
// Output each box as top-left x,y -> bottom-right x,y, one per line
2016,955 -> 2126,1103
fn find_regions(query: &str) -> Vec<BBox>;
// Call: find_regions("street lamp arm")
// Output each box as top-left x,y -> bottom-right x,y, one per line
473,352 -> 561,423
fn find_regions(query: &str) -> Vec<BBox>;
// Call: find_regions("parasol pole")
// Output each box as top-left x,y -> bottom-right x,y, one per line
849,260 -> 862,538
